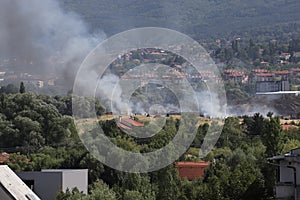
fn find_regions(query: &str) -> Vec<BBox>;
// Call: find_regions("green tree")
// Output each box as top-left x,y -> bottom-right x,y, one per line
261,113 -> 282,199
19,82 -> 25,94
87,180 -> 116,200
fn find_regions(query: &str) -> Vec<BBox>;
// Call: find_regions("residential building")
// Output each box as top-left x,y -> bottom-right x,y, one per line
291,68 -> 300,77
176,162 -> 210,181
268,148 -> 300,200
17,169 -> 88,200
281,125 -> 298,131
254,72 -> 290,93
117,116 -> 144,131
223,69 -> 246,82
280,53 -> 291,61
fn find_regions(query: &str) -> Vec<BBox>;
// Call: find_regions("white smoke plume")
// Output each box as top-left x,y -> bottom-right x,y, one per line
97,74 -> 132,115
0,0 -> 104,88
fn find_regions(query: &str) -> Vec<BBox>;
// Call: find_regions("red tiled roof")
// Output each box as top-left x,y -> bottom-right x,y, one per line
223,69 -> 245,77
274,71 -> 289,75
256,73 -> 273,77
0,153 -> 10,163
117,122 -> 132,130
224,69 -> 239,74
121,118 -> 144,127
5,75 -> 18,79
292,68 -> 300,72
0,152 -> 29,164
260,61 -> 269,64
252,69 -> 269,73
282,125 -> 298,131
176,162 -> 210,180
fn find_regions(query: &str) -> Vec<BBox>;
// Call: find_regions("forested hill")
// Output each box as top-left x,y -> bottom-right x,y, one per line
61,0 -> 300,40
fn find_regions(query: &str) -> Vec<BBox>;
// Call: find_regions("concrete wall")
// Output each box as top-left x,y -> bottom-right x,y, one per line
62,169 -> 88,194
279,160 -> 300,183
17,169 -> 88,200
17,171 -> 62,200
256,81 -> 279,92
276,159 -> 300,199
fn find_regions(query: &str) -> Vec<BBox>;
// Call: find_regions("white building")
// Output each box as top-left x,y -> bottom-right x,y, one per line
268,148 -> 300,200
17,169 -> 88,200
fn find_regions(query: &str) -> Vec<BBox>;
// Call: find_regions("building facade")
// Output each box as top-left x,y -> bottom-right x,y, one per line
268,148 -> 300,200
17,169 -> 88,200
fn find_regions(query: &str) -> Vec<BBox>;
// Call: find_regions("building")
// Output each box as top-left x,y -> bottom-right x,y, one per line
256,77 -> 278,93
17,169 -> 88,200
280,53 -> 291,61
291,68 -> 300,77
176,162 -> 210,180
255,73 -> 290,93
0,153 -> 29,165
281,125 -> 298,131
223,69 -> 246,82
117,116 -> 144,131
0,153 -> 10,163
268,148 -> 300,200
0,165 -> 40,200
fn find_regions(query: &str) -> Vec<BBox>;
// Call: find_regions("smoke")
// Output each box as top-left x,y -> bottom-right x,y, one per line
96,74 -> 132,115
195,91 -> 226,118
0,0 -> 104,87
226,99 -> 279,117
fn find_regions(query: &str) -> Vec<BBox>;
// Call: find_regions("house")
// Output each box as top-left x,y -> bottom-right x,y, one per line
252,69 -> 270,74
176,162 -> 210,180
260,61 -> 270,66
0,153 -> 29,164
223,69 -> 246,82
0,153 -> 10,163
255,73 -> 290,93
267,148 -> 300,200
0,165 -> 41,200
291,68 -> 300,77
281,125 -> 298,131
280,53 -> 291,61
255,74 -> 277,92
275,71 -> 289,81
17,169 -> 88,200
117,116 -> 144,131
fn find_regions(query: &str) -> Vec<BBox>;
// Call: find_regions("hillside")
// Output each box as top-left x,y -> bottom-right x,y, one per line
60,0 -> 300,40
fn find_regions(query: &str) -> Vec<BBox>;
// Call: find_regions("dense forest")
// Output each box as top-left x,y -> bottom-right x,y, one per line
0,84 -> 299,199
60,0 -> 300,41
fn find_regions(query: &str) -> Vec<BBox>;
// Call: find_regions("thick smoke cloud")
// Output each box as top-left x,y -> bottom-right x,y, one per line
0,0 -> 104,87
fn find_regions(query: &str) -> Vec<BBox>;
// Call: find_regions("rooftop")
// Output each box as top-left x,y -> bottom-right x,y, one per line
0,165 -> 40,200
177,162 -> 210,167
256,73 -> 273,77
274,71 -> 289,75
252,69 -> 269,73
268,148 -> 300,161
120,117 -> 144,127
176,162 -> 211,181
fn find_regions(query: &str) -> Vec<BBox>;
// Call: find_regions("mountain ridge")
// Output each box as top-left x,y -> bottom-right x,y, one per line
60,0 -> 300,40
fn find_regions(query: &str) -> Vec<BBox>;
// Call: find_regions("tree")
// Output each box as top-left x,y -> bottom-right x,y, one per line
55,188 -> 85,200
245,113 -> 264,137
155,166 -> 181,200
261,114 -> 282,157
261,114 -> 282,199
87,180 -> 116,200
0,84 -> 18,94
19,82 -> 25,94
